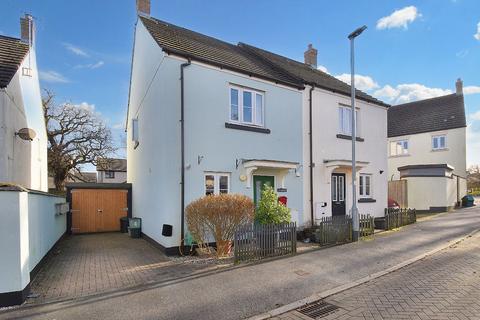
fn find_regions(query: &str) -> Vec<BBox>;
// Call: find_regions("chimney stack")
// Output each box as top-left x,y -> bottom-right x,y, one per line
136,0 -> 150,16
304,44 -> 317,68
20,14 -> 34,46
456,78 -> 463,95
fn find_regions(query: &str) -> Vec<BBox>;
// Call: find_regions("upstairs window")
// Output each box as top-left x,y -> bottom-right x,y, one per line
432,135 -> 447,150
338,106 -> 358,136
205,173 -> 230,196
390,140 -> 409,156
230,86 -> 264,126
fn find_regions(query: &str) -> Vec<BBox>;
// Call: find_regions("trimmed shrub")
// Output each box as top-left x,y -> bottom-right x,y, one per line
255,185 -> 291,224
186,194 -> 255,257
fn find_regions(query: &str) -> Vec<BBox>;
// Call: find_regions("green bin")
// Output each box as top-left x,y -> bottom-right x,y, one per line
462,195 -> 475,207
128,217 -> 142,238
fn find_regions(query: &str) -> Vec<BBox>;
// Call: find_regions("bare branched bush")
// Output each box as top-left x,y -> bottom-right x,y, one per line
186,194 -> 255,257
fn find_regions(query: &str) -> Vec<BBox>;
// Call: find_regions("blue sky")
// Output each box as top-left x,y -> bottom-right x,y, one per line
1,0 -> 479,166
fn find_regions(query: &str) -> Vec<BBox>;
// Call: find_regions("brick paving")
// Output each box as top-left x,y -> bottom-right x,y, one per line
271,232 -> 480,320
28,233 -> 223,304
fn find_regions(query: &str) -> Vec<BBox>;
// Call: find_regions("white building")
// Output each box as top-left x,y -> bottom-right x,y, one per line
387,79 -> 467,212
0,15 -> 48,191
96,158 -> 127,183
127,0 -> 388,253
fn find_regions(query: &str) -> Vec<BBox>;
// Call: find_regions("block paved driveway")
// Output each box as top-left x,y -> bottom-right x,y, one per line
27,233 -> 222,304
273,231 -> 480,320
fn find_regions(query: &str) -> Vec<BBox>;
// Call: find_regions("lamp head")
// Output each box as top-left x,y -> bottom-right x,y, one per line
348,25 -> 367,40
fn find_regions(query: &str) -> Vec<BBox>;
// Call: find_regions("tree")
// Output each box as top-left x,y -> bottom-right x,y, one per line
467,165 -> 480,190
43,90 -> 116,191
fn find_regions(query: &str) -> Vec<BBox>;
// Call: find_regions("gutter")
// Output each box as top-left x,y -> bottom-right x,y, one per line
309,85 -> 315,226
180,59 -> 191,249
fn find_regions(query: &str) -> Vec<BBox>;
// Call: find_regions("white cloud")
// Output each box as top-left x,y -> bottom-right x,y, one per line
335,74 -> 379,92
464,86 -> 480,95
376,6 -> 421,30
317,65 -> 329,74
39,70 -> 69,83
112,123 -> 124,130
63,43 -> 89,57
74,61 -> 105,70
373,83 -> 452,104
474,22 -> 480,40
467,123 -> 480,166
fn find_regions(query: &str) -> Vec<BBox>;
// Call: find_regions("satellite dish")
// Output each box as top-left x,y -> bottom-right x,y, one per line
16,128 -> 36,141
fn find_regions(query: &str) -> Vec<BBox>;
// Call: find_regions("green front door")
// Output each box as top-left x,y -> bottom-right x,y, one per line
253,175 -> 275,205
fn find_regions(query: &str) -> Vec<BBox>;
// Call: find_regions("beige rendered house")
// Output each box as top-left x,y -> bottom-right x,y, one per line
387,79 -> 467,212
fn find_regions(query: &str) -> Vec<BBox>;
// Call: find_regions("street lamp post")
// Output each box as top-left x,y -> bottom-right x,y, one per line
348,25 -> 367,242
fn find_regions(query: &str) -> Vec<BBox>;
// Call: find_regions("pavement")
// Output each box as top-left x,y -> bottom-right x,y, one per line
1,206 -> 479,320
270,230 -> 480,320
27,233 -> 225,304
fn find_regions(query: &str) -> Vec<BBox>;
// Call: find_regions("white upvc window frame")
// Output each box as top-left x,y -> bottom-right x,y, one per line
338,105 -> 359,136
359,173 -> 372,198
229,85 -> 265,127
432,134 -> 447,151
204,172 -> 230,196
390,139 -> 409,156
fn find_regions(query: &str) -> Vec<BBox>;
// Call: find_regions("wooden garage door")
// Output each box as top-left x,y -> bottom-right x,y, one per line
71,189 -> 128,233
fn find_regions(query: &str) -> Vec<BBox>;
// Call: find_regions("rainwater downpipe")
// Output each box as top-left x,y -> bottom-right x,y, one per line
309,85 -> 315,226
180,59 -> 191,250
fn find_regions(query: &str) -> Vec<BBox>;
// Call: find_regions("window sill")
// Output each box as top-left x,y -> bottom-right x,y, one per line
358,198 -> 376,203
225,122 -> 270,134
389,154 -> 410,158
336,134 -> 364,142
431,148 -> 448,152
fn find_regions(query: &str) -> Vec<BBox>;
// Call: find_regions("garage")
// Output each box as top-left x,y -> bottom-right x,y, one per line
66,183 -> 132,234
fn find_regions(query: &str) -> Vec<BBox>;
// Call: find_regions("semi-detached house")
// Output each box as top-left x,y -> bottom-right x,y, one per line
126,0 -> 389,253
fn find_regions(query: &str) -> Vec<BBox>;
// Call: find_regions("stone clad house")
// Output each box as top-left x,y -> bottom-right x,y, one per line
387,79 -> 467,212
0,14 -> 48,191
127,0 -> 388,253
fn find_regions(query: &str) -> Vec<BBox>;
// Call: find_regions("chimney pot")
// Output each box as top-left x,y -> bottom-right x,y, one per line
136,0 -> 151,16
20,14 -> 34,45
456,78 -> 463,95
304,44 -> 317,68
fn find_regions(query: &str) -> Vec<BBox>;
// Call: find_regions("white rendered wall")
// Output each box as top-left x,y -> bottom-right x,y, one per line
0,190 -> 65,297
303,86 -> 389,223
97,171 -> 127,183
388,127 -> 467,180
0,45 -> 47,191
405,176 -> 457,211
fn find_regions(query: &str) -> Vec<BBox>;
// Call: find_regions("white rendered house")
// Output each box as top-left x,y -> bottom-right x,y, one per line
127,1 -> 389,253
0,15 -> 48,191
387,79 -> 467,212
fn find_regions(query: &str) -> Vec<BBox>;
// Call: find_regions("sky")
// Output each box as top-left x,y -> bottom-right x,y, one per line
1,0 -> 479,166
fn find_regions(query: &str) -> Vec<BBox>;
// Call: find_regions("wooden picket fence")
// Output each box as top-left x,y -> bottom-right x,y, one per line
316,214 -> 374,246
359,214 -> 375,237
233,222 -> 296,263
384,208 -> 416,230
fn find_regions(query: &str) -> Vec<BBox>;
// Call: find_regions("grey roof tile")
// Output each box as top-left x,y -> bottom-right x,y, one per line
0,35 -> 29,88
388,93 -> 466,137
140,16 -> 304,89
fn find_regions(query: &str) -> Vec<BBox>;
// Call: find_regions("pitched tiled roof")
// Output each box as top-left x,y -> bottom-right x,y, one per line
139,16 -> 304,89
388,93 -> 466,138
239,43 -> 389,107
0,35 -> 29,88
96,158 -> 127,172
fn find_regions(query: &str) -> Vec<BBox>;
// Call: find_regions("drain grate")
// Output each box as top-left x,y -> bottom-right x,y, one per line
296,300 -> 340,319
